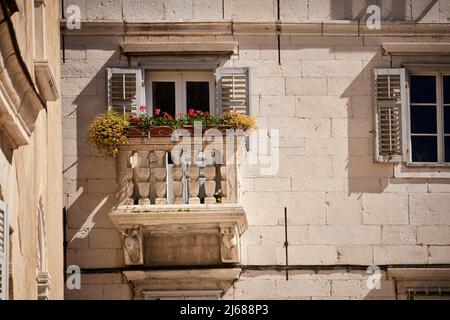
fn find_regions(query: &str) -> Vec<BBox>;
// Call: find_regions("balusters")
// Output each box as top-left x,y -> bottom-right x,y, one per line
171,166 -> 184,204
204,166 -> 216,204
153,150 -> 167,205
219,165 -> 227,203
136,151 -> 151,205
188,166 -> 200,204
116,135 -> 243,207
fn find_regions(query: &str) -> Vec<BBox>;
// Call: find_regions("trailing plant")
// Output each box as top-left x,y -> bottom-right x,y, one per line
87,112 -> 129,156
223,111 -> 257,131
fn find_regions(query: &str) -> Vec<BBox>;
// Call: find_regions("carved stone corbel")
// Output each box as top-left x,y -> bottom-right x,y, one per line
219,224 -> 240,263
123,227 -> 144,265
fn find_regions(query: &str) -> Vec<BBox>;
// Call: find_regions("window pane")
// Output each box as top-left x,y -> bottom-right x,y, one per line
186,81 -> 210,113
410,76 -> 436,103
445,106 -> 450,134
152,82 -> 176,116
411,136 -> 438,162
446,137 -> 450,162
410,105 -> 437,134
444,76 -> 450,104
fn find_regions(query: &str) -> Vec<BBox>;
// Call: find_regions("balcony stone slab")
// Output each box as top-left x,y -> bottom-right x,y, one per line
109,203 -> 248,266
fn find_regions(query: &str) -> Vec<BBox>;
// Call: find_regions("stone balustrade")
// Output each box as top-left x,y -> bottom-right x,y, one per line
116,132 -> 246,207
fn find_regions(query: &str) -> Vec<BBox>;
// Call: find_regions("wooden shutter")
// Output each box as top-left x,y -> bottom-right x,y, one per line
373,68 -> 408,163
0,200 -> 8,300
107,68 -> 144,115
216,67 -> 250,115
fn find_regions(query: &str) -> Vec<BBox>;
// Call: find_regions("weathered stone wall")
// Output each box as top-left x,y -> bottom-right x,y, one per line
0,0 -> 63,299
63,0 -> 450,22
62,0 -> 450,300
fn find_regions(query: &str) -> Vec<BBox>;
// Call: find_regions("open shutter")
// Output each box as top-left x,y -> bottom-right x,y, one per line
0,200 -> 8,300
373,68 -> 408,163
107,68 -> 144,116
216,67 -> 250,115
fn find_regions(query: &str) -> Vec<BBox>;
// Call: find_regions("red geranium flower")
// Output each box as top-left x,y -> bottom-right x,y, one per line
188,108 -> 197,117
154,108 -> 161,116
140,105 -> 146,112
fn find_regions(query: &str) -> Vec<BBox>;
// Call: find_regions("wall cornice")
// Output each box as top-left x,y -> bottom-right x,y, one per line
60,20 -> 450,37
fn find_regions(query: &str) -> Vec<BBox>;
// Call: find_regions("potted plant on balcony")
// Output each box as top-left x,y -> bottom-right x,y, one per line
87,112 -> 129,156
127,106 -> 176,138
87,106 -> 257,157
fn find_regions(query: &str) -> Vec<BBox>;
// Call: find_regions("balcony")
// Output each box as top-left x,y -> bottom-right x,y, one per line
109,131 -> 248,269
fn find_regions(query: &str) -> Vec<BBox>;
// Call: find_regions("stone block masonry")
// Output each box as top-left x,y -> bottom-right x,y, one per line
61,0 -> 450,300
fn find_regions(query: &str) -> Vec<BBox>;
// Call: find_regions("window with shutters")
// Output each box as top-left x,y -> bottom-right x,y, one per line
107,68 -> 144,115
373,68 -> 408,163
0,200 -> 8,300
373,68 -> 450,165
107,67 -> 250,118
216,67 -> 250,115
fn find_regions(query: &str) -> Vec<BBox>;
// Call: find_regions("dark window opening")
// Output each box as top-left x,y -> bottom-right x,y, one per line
186,81 -> 210,113
152,82 -> 176,117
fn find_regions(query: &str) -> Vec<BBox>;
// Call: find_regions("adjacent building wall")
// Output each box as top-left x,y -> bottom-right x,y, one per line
62,0 -> 450,300
0,0 -> 63,299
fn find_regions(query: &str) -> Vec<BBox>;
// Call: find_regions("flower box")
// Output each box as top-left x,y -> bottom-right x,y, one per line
125,125 -> 235,138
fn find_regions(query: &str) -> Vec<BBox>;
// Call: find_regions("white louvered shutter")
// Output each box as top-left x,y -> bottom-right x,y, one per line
373,68 -> 408,163
216,67 -> 250,115
0,200 -> 8,300
107,68 -> 145,116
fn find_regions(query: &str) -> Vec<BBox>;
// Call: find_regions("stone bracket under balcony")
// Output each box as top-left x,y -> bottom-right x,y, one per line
109,204 -> 248,267
123,268 -> 242,300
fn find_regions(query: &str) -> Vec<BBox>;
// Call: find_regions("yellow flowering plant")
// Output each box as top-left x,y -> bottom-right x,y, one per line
87,112 -> 129,156
223,112 -> 257,131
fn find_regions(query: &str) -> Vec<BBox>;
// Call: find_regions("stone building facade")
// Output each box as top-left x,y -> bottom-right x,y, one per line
0,0 -> 63,300
62,0 -> 450,300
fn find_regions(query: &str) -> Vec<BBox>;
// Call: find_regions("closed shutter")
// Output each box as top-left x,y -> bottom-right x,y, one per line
216,67 -> 250,115
373,68 -> 408,163
0,200 -> 8,300
107,68 -> 144,115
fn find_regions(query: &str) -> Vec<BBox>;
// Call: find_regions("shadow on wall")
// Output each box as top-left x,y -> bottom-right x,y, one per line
0,136 -> 13,201
62,37 -> 127,270
339,48 -> 413,195
341,49 -> 450,194
330,0 -> 440,21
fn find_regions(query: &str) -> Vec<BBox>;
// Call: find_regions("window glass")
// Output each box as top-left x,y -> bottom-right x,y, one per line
410,76 -> 436,103
444,76 -> 450,104
411,136 -> 438,162
445,106 -> 450,134
446,137 -> 450,162
410,106 -> 437,134
186,81 -> 210,113
152,82 -> 176,116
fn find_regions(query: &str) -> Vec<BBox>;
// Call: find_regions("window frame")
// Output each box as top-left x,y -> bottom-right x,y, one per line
407,71 -> 450,166
145,71 -> 215,116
